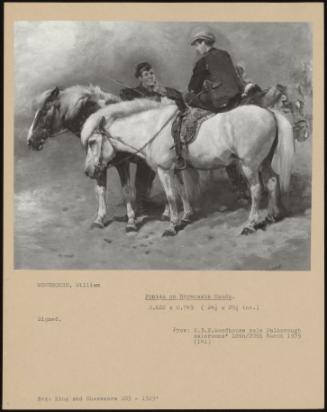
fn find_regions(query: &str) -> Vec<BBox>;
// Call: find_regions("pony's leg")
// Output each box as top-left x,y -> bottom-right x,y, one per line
157,168 -> 179,236
178,176 -> 194,225
93,170 -> 107,228
179,168 -> 199,224
116,163 -> 137,232
181,195 -> 194,224
261,165 -> 285,223
160,203 -> 170,221
240,166 -> 262,235
164,180 -> 193,230
161,194 -> 193,225
226,163 -> 250,202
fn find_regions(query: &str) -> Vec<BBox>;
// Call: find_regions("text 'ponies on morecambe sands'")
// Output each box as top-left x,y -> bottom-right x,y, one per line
145,293 -> 234,301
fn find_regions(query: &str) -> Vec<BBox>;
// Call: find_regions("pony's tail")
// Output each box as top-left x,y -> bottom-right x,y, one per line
175,168 -> 201,204
270,110 -> 295,193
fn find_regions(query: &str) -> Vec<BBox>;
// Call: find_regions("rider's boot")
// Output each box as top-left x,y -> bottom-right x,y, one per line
173,111 -> 188,171
175,153 -> 187,171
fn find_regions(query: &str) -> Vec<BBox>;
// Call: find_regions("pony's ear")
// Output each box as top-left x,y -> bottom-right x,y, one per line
47,86 -> 60,102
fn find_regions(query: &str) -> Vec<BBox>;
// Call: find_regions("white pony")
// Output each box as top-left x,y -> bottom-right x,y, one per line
81,98 -> 295,236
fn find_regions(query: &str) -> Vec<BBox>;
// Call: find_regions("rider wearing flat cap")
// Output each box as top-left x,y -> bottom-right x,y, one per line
185,30 -> 252,201
185,30 -> 244,112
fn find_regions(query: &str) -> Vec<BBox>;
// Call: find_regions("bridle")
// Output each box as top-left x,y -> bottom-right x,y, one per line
95,120 -> 114,171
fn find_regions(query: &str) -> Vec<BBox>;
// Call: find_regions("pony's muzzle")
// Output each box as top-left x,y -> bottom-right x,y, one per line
27,128 -> 47,150
84,163 -> 103,179
27,138 -> 44,151
84,166 -> 95,179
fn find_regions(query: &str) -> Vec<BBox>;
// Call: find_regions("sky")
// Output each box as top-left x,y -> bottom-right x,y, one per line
15,21 -> 312,117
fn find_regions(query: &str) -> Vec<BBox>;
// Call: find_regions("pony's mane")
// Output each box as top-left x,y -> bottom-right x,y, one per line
81,98 -> 176,145
33,84 -> 121,119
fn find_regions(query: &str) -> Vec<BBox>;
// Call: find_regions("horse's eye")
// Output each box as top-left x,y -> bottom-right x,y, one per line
38,110 -> 48,121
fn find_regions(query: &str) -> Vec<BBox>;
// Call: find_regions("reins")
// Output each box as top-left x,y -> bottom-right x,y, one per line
95,110 -> 177,169
50,128 -> 69,138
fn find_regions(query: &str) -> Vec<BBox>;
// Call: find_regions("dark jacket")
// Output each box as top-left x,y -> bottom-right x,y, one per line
120,84 -> 187,111
187,47 -> 243,111
120,84 -> 161,101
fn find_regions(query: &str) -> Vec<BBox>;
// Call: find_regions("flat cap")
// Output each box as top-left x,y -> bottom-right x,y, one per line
190,30 -> 216,45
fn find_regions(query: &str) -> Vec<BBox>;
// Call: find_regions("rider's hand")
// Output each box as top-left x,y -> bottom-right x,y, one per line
242,82 -> 256,97
153,81 -> 167,96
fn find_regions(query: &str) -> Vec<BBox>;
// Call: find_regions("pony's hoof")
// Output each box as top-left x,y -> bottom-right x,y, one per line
178,218 -> 191,229
162,228 -> 177,237
266,214 -> 283,224
241,226 -> 256,235
181,213 -> 194,223
265,215 -> 276,224
91,221 -> 105,229
126,224 -> 137,232
160,214 -> 170,222
255,221 -> 267,231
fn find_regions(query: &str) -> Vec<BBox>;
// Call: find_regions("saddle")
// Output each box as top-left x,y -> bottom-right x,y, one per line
171,107 -> 214,146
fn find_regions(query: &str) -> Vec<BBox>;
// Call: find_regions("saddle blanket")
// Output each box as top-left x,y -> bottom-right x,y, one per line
172,107 -> 215,145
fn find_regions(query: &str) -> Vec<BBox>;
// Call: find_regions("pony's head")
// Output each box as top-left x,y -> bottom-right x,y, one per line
27,85 -> 121,151
27,86 -> 62,150
84,118 -> 116,179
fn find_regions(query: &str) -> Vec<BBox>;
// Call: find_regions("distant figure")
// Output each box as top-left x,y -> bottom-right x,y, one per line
235,63 -> 262,99
120,62 -> 187,209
